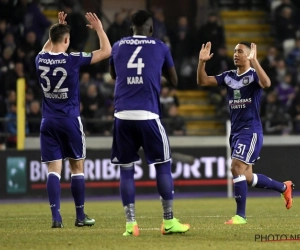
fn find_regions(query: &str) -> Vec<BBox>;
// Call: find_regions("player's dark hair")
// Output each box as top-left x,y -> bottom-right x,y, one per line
49,23 -> 70,44
131,10 -> 153,27
239,41 -> 251,49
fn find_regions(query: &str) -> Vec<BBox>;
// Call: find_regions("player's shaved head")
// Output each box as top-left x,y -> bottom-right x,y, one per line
131,10 -> 153,36
49,23 -> 70,44
238,41 -> 251,49
131,10 -> 152,27
235,42 -> 251,56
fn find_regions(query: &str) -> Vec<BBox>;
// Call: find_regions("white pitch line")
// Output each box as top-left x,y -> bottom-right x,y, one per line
0,214 -> 299,221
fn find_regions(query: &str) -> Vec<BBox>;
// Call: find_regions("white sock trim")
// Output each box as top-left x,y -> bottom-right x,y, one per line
233,175 -> 246,183
120,164 -> 134,168
71,173 -> 84,177
48,172 -> 61,180
251,173 -> 258,187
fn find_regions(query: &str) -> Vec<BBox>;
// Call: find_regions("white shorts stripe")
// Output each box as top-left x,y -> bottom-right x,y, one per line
155,119 -> 169,160
246,133 -> 257,162
155,119 -> 168,160
246,134 -> 256,162
78,117 -> 86,158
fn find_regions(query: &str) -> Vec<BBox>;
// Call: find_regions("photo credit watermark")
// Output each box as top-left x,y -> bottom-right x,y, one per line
255,234 -> 300,242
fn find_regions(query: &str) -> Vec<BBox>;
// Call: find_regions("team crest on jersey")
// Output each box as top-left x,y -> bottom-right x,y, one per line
242,77 -> 250,85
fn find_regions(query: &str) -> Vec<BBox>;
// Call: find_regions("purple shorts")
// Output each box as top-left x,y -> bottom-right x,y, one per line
230,133 -> 263,164
111,118 -> 171,165
40,117 -> 86,163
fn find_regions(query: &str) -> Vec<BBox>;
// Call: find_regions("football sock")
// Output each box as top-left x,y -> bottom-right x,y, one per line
71,173 -> 85,221
47,172 -> 62,222
250,173 -> 286,192
124,203 -> 135,222
120,164 -> 135,205
120,164 -> 135,222
155,162 -> 174,220
233,175 -> 247,218
160,198 -> 174,220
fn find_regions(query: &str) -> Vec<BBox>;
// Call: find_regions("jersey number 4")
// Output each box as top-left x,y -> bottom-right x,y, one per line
127,46 -> 145,75
39,66 -> 68,93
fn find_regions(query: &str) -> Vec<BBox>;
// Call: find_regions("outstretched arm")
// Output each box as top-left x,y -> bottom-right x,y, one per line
197,42 -> 218,87
42,38 -> 51,52
42,11 -> 67,52
247,43 -> 271,89
85,12 -> 112,64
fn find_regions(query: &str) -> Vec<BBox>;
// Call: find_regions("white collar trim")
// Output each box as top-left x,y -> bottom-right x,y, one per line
237,67 -> 252,77
132,35 -> 147,38
48,51 -> 63,55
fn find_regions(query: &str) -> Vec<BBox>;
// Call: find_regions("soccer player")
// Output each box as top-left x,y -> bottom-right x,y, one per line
109,10 -> 190,236
35,12 -> 111,228
197,41 -> 294,224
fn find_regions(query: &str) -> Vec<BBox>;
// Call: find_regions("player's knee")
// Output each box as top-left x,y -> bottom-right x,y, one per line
154,161 -> 171,175
231,163 -> 245,176
245,173 -> 254,185
120,164 -> 134,180
69,159 -> 84,174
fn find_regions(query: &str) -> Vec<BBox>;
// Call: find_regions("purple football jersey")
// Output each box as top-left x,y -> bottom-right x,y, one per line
215,68 -> 263,135
35,51 -> 92,118
109,35 -> 174,117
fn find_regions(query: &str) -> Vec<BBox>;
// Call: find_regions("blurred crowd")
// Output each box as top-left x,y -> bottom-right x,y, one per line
1,0 -> 300,149
259,0 -> 300,135
0,0 -> 117,149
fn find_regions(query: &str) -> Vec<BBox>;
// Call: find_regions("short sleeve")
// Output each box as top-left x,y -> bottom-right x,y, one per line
35,53 -> 41,71
109,42 -> 119,67
69,52 -> 93,68
253,71 -> 260,84
162,44 -> 174,69
109,55 -> 114,67
214,71 -> 227,86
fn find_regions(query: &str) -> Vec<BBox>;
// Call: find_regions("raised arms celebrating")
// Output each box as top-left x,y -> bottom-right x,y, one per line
85,12 -> 111,64
42,11 -> 111,62
247,43 -> 271,89
197,42 -> 218,87
42,11 -> 68,52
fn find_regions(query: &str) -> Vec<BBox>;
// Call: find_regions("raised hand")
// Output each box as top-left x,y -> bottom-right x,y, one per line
247,43 -> 257,61
199,42 -> 214,62
58,11 -> 67,25
85,12 -> 103,31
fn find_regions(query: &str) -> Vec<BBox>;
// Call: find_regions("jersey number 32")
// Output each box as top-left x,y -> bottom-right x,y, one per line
39,66 -> 68,93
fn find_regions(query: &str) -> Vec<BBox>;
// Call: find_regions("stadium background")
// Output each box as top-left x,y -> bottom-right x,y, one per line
0,0 -> 300,199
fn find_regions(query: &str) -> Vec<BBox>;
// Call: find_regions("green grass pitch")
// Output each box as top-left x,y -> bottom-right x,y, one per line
0,197 -> 299,250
